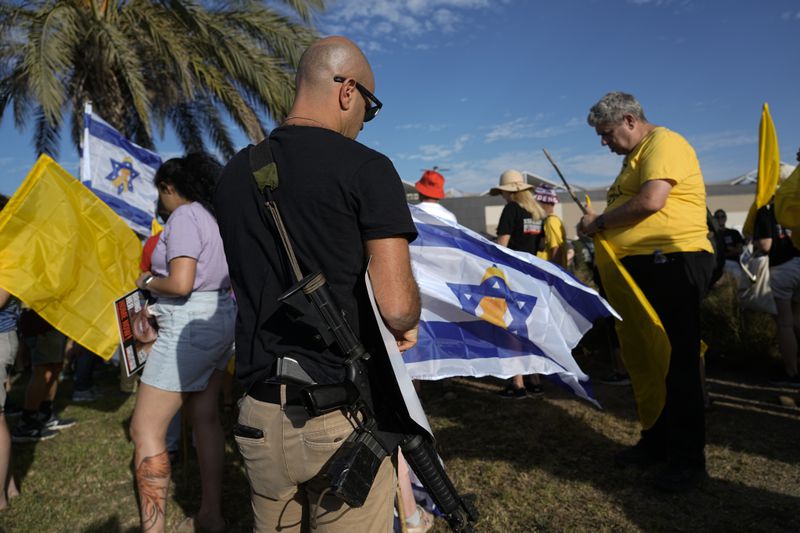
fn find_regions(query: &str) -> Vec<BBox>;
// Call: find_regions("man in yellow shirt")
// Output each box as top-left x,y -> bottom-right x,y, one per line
579,92 -> 714,493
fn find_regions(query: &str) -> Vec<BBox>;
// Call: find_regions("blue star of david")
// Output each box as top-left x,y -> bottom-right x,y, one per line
447,272 -> 537,336
104,158 -> 140,194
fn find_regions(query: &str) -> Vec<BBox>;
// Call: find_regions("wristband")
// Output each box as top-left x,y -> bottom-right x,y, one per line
143,275 -> 155,287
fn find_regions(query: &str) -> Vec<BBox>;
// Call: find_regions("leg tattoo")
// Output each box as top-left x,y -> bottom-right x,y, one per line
136,450 -> 170,531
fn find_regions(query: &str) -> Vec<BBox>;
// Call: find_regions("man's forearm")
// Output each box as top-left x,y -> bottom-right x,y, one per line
381,280 -> 421,334
599,195 -> 661,230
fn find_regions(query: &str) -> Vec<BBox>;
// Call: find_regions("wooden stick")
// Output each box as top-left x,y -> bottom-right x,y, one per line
542,148 -> 587,215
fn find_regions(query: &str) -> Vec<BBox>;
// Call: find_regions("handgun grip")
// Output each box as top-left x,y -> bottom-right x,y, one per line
301,382 -> 360,417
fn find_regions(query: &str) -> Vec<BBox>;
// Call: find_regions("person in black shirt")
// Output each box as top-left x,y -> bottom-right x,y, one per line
754,200 -> 800,387
214,36 -> 420,532
713,209 -> 745,261
490,169 -> 547,399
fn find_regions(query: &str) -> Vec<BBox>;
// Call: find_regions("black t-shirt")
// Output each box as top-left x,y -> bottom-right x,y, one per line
496,201 -> 543,254
754,203 -> 800,267
722,228 -> 744,260
214,126 -> 416,390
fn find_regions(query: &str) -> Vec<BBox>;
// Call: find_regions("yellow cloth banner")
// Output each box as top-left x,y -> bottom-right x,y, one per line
743,103 -> 780,236
775,164 -> 800,249
594,234 -> 670,429
151,217 -> 163,236
0,155 -> 141,359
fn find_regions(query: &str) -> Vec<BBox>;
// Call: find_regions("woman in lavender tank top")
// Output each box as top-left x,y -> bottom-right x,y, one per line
129,153 -> 235,533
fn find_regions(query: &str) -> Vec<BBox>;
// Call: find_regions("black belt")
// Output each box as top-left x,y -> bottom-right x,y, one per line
247,381 -> 305,406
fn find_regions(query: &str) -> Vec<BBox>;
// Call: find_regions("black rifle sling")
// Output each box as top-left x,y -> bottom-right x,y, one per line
248,138 -> 304,283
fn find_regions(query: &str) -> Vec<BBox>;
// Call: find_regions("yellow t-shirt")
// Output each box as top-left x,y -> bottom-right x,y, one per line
603,126 -> 713,258
537,215 -> 568,267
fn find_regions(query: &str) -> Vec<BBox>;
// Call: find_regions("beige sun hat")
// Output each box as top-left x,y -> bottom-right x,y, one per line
489,169 -> 533,195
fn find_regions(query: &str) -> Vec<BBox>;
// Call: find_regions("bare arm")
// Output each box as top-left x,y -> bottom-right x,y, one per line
579,179 -> 674,236
365,236 -> 421,351
135,257 -> 197,297
496,234 -> 510,247
754,238 -> 772,255
0,287 -> 10,309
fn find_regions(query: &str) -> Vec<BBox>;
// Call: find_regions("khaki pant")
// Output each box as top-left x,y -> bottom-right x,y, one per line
236,391 -> 396,532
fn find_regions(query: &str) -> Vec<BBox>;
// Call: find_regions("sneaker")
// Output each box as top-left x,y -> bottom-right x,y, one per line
614,441 -> 666,468
11,420 -> 59,443
406,505 -> 434,533
652,461 -> 708,493
769,374 -> 800,388
72,388 -> 100,402
600,372 -> 631,386
525,382 -> 545,397
39,413 -> 77,430
497,386 -> 527,400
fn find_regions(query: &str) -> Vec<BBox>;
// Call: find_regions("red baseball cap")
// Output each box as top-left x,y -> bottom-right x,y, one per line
415,170 -> 446,199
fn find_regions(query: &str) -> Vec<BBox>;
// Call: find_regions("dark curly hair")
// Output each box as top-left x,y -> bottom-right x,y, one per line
153,152 -> 222,214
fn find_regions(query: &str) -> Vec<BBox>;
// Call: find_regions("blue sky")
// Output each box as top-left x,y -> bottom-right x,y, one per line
0,0 -> 798,195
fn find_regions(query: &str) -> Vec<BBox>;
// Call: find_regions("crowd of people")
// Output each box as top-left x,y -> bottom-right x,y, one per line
0,35 -> 797,533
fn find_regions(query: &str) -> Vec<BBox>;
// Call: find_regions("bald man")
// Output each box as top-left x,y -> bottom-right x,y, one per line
214,37 -> 420,532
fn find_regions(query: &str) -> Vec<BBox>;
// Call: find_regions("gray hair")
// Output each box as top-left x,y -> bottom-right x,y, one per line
587,92 -> 647,127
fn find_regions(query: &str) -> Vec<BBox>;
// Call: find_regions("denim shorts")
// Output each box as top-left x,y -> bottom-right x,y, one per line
141,291 -> 236,393
0,330 -> 18,409
770,257 -> 800,302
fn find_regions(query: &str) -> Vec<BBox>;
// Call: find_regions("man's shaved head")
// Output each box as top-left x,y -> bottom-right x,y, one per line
287,36 -> 376,139
296,36 -> 373,93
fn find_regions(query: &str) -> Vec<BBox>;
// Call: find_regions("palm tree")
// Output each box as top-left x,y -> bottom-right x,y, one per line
0,0 -> 324,159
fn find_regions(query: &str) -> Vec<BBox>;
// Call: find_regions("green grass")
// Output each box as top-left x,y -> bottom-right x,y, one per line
1,278 -> 797,532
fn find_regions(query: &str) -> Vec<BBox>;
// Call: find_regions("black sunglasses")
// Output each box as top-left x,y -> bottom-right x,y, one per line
333,76 -> 382,122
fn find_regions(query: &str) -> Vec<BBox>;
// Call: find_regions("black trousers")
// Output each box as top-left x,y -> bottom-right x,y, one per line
621,251 -> 714,467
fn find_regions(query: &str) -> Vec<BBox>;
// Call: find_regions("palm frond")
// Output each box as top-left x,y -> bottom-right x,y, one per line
168,101 -> 206,155
1,0 -> 319,159
22,3 -> 80,125
95,18 -> 152,139
274,0 -> 326,23
194,96 -> 235,159
33,104 -> 60,157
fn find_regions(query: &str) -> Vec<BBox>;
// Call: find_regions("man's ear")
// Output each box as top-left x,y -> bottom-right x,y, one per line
623,114 -> 637,129
338,78 -> 356,112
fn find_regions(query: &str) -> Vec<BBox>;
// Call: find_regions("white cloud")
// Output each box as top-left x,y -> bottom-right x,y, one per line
780,11 -> 800,21
408,134 -> 471,161
484,116 -> 580,143
688,131 -> 754,152
560,152 -> 622,178
320,0 -> 502,43
396,122 -> 449,132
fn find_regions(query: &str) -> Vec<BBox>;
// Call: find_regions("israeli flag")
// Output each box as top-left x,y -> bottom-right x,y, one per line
406,205 -> 619,406
80,103 -> 161,235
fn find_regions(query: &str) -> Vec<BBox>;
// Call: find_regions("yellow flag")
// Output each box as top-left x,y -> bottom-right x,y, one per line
594,235 -> 670,429
743,103 -> 780,236
0,155 -> 141,359
775,164 -> 800,249
151,217 -> 163,235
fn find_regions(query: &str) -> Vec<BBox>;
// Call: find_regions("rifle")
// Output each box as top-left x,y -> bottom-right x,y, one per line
279,271 -> 478,532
